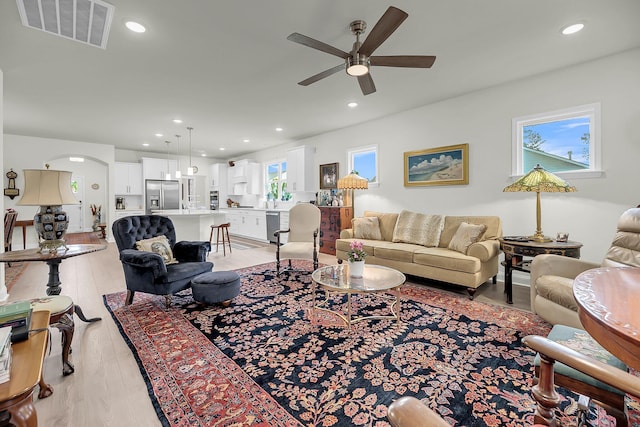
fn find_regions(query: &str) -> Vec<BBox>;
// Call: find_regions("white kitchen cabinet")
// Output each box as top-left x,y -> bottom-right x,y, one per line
115,209 -> 145,220
209,163 -> 228,190
115,162 -> 143,195
228,160 -> 261,195
286,146 -> 315,192
142,157 -> 178,182
225,209 -> 267,241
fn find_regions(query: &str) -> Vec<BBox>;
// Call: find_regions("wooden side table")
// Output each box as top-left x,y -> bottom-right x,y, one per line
499,238 -> 582,304
0,310 -> 52,426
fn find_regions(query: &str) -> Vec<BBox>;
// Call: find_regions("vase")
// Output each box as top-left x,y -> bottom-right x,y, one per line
348,260 -> 365,278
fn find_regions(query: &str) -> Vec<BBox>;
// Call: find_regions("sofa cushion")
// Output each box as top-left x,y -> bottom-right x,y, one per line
135,235 -> 178,265
364,211 -> 399,242
392,210 -> 444,247
439,216 -> 502,248
372,242 -> 424,263
448,222 -> 487,254
352,217 -> 383,240
413,247 -> 481,274
535,274 -> 578,311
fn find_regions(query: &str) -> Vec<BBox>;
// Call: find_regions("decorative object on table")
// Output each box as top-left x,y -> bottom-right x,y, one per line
319,163 -> 338,189
347,240 -> 367,277
4,169 -> 19,199
556,232 -> 569,242
404,143 -> 469,187
90,204 -> 102,231
503,163 -> 576,242
337,170 -> 368,214
17,165 -> 79,252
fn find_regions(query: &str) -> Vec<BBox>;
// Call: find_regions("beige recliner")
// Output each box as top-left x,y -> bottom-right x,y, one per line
530,207 -> 640,328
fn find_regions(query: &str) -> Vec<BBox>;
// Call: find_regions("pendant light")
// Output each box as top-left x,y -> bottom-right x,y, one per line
174,134 -> 182,179
164,141 -> 171,180
187,126 -> 194,175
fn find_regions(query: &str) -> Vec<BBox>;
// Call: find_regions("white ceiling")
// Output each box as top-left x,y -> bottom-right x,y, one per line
1,1 -> 639,159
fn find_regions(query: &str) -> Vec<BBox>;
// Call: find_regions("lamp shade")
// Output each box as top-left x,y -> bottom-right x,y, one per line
337,171 -> 369,190
503,164 -> 576,193
17,169 -> 78,206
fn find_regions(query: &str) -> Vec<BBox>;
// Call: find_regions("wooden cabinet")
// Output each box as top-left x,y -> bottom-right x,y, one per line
286,146 -> 315,193
319,206 -> 353,255
115,162 -> 143,195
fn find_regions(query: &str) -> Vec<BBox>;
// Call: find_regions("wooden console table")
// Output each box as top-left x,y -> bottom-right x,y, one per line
499,238 -> 582,304
0,244 -> 106,295
0,310 -> 51,426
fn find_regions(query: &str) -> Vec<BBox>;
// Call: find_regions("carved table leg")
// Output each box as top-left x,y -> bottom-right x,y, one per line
45,259 -> 63,296
51,313 -> 75,376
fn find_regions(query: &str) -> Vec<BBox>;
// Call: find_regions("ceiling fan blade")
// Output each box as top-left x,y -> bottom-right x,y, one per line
358,73 -> 376,95
370,55 -> 436,68
298,64 -> 345,86
287,32 -> 350,59
358,6 -> 408,57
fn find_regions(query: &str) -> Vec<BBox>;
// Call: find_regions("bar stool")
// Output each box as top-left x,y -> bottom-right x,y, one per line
209,223 -> 232,255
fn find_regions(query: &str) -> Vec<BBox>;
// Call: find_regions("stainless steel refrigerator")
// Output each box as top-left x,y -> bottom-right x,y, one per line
145,180 -> 180,214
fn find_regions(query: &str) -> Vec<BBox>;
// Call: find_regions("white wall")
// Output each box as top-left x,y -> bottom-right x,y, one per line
3,135 -> 115,247
0,69 -> 6,300
244,48 -> 640,268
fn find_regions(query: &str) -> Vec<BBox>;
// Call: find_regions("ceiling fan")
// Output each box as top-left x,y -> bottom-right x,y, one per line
287,6 -> 436,96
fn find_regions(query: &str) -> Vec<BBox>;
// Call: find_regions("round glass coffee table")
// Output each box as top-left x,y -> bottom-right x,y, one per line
311,264 -> 406,329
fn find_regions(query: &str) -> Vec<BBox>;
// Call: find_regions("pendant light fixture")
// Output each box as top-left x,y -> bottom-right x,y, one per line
174,134 -> 182,179
187,126 -> 194,175
164,140 -> 171,180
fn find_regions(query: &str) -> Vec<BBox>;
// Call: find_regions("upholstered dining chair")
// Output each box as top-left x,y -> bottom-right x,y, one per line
112,215 -> 213,307
275,203 -> 321,275
530,207 -> 640,328
4,209 -> 18,253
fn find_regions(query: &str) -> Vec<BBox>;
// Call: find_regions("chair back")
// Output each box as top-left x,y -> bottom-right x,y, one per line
4,210 -> 18,251
602,207 -> 640,267
287,203 -> 321,242
112,215 -> 177,251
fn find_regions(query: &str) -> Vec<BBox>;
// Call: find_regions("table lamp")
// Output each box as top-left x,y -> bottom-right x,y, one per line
503,164 -> 576,242
17,166 -> 79,252
337,170 -> 369,215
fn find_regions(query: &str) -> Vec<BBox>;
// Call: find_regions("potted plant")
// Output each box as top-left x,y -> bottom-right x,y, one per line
347,240 -> 367,277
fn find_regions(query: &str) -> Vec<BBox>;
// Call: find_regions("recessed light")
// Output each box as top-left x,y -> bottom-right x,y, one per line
173,119 -> 183,124
142,143 -> 150,147
219,147 -> 225,151
242,139 -> 250,143
201,153 -> 207,157
561,23 -> 584,35
154,133 -> 163,137
347,102 -> 358,108
125,21 -> 146,33
275,127 -> 283,132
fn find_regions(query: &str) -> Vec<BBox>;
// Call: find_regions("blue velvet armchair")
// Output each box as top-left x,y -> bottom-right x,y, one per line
112,215 -> 213,307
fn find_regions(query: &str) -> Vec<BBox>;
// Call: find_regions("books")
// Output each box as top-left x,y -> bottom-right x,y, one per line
0,326 -> 11,384
9,310 -> 32,343
0,301 -> 31,324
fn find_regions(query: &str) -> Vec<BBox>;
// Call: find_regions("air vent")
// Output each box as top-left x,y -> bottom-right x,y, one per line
16,0 -> 114,49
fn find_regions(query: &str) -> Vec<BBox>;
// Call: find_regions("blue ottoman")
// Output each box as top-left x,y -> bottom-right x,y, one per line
191,271 -> 241,306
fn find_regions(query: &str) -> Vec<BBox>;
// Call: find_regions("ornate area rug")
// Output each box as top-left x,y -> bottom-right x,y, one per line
104,261 -> 608,426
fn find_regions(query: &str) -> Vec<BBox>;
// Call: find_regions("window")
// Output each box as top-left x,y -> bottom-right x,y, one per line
512,103 -> 601,177
265,160 -> 290,201
348,145 -> 379,186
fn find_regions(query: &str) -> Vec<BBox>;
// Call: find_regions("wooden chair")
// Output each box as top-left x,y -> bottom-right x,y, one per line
4,210 -> 18,253
209,223 -> 232,255
523,330 -> 640,426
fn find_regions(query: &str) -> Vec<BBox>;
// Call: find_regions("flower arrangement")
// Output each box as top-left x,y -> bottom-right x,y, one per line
347,240 -> 367,262
89,204 -> 102,217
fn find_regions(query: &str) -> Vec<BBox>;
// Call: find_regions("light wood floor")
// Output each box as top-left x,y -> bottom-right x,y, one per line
5,241 -> 531,426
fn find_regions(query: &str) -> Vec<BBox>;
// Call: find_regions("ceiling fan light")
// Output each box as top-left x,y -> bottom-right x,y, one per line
346,56 -> 369,76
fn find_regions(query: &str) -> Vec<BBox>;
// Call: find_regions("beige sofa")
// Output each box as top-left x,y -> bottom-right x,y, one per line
336,210 -> 502,298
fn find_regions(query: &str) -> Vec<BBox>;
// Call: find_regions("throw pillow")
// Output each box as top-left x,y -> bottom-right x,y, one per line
392,210 -> 444,247
352,217 -> 383,240
135,235 -> 178,264
448,222 -> 487,254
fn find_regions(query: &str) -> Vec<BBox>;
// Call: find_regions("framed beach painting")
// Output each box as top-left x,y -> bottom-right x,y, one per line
404,143 -> 469,187
319,162 -> 339,189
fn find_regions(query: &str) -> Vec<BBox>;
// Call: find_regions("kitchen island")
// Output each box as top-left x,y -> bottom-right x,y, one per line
152,209 -> 226,241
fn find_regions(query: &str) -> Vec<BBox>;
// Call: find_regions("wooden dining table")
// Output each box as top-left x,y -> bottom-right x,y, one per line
573,266 -> 640,370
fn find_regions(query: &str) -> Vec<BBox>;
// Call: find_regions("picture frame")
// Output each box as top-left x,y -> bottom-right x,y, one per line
404,143 -> 469,187
319,163 -> 339,189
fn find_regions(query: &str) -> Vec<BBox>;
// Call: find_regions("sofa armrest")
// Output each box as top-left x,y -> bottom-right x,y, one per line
173,241 -> 211,262
340,229 -> 354,239
119,249 -> 167,277
467,240 -> 500,262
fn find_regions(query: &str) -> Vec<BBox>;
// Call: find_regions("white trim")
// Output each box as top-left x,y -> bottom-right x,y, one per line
511,102 -> 601,177
347,144 -> 379,187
